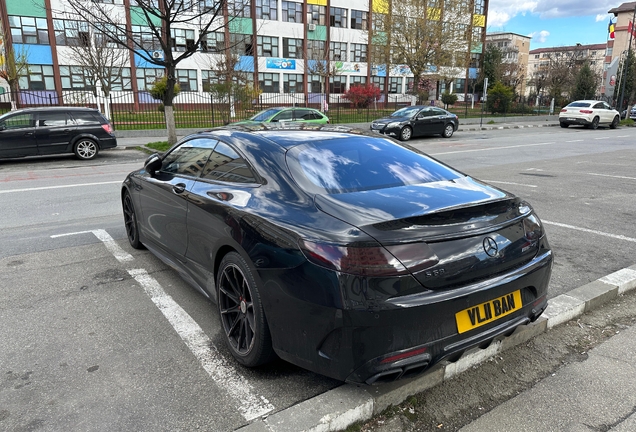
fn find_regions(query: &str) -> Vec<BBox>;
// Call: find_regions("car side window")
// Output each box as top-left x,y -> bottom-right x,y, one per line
0,113 -> 35,130
200,141 -> 258,184
39,112 -> 71,127
417,109 -> 434,118
161,138 -> 217,177
295,109 -> 313,120
272,110 -> 293,122
593,102 -> 605,109
432,108 -> 447,116
72,111 -> 101,124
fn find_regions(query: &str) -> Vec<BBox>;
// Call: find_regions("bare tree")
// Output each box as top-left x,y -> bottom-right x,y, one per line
0,29 -> 29,109
304,39 -> 339,112
59,0 -> 230,144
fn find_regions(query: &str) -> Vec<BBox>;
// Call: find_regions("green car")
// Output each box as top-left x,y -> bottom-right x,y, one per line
234,107 -> 330,125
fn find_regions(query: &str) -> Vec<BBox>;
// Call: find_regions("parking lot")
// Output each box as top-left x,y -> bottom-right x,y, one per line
1,125 -> 635,430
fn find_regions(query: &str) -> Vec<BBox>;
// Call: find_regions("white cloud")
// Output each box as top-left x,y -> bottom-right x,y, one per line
596,14 -> 608,22
488,0 -> 617,27
528,30 -> 550,43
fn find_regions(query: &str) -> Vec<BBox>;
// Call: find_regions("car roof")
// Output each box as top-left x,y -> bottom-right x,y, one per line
3,107 -> 100,114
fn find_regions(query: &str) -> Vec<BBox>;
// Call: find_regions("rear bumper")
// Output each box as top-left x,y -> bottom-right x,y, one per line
559,116 -> 592,126
100,136 -> 118,149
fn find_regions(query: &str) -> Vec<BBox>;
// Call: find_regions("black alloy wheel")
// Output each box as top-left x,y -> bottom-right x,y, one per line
123,192 -> 144,249
217,252 -> 274,367
399,126 -> 413,141
442,123 -> 455,138
74,138 -> 99,160
590,116 -> 600,130
610,115 -> 620,129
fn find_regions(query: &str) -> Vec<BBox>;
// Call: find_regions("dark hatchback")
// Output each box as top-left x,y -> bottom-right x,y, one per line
0,107 -> 117,160
371,105 -> 459,141
122,124 -> 552,384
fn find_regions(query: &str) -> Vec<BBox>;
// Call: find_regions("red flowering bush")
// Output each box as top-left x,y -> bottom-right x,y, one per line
343,84 -> 382,109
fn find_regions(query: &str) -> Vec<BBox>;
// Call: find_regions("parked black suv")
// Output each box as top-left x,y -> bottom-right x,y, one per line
0,107 -> 117,160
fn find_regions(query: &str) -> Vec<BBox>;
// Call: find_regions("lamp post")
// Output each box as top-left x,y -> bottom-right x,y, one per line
617,5 -> 636,113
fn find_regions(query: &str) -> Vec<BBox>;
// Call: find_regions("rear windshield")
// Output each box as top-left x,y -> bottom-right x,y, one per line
286,135 -> 461,194
71,111 -> 105,124
250,108 -> 283,121
566,102 -> 591,108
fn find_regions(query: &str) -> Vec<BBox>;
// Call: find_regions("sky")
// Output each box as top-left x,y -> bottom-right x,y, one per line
487,0 -> 622,49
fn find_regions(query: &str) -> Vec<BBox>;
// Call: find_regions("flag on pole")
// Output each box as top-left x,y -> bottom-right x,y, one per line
609,18 -> 615,39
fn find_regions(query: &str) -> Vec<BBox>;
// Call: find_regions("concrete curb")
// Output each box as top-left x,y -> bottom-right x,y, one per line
459,123 -> 559,132
237,265 -> 636,432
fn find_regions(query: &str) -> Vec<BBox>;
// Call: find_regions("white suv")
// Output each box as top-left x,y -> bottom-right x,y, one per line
559,100 -> 620,129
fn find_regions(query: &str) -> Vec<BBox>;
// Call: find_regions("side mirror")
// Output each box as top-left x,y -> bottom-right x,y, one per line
0,124 -> 5,132
144,153 -> 162,176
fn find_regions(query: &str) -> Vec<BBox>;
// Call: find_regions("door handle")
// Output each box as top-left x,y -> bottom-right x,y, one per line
172,183 -> 186,194
25,132 -> 34,136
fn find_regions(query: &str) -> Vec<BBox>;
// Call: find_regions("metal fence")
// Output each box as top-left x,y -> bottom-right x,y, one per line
0,89 -> 560,130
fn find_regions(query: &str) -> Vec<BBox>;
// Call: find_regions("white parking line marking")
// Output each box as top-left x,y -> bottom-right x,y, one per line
543,221 -> 636,243
483,180 -> 537,188
617,135 -> 629,137
587,173 -> 636,181
51,229 -> 275,420
566,140 -> 584,142
0,181 -> 121,194
128,268 -> 274,421
51,229 -> 134,262
431,142 -> 554,156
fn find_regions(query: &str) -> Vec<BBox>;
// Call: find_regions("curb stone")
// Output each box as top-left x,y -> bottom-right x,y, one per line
236,266 -> 636,432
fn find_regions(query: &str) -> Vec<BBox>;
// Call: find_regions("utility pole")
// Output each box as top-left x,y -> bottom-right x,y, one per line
617,5 -> 636,114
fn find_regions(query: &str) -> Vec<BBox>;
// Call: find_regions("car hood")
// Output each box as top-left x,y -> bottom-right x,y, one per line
313,176 -> 518,243
371,116 -> 411,125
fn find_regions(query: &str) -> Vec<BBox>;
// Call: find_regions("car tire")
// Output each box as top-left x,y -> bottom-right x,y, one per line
74,138 -> 99,160
442,123 -> 455,138
590,116 -> 600,130
560,122 -> 569,128
122,191 -> 144,250
399,126 -> 413,141
610,115 -> 619,129
217,252 -> 275,367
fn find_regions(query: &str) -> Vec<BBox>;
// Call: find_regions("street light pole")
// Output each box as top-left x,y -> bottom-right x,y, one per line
617,5 -> 636,113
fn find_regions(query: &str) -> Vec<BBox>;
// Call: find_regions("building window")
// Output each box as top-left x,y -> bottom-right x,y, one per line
60,66 -> 94,90
330,7 -> 347,28
388,77 -> 402,94
350,43 -> 367,62
330,42 -> 347,61
19,65 -> 55,90
54,20 -> 90,47
171,28 -> 196,52
9,16 -> 49,45
259,73 -> 280,92
308,5 -> 326,25
136,68 -> 165,91
202,71 -> 220,92
372,13 -> 386,31
472,27 -> 482,44
256,0 -> 277,20
95,23 -> 126,48
307,40 -> 326,60
283,38 -> 303,58
469,53 -> 480,68
177,69 -> 198,91
282,1 -> 303,22
132,25 -> 162,51
308,74 -> 322,93
228,0 -> 251,17
371,76 -> 385,92
257,36 -> 279,57
230,34 -> 254,56
202,32 -> 225,52
92,0 -> 124,3
350,76 -> 367,86
329,76 -> 345,93
283,74 -> 303,93
454,79 -> 465,92
109,67 -> 133,91
474,0 -> 485,14
606,47 -> 613,56
350,10 -> 367,30
199,0 -> 218,12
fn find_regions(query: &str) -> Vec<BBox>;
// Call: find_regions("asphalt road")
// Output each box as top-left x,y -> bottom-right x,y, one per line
1,125 -> 635,431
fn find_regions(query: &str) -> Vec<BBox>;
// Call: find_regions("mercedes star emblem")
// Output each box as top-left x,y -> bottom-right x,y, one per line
483,237 -> 499,257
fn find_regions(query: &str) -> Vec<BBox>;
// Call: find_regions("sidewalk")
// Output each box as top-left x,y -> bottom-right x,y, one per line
113,115 -> 561,148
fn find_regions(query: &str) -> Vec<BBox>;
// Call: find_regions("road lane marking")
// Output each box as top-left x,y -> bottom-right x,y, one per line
0,181 -> 121,194
430,142 -> 555,156
51,229 -> 134,262
483,180 -> 537,188
543,221 -> 636,243
587,173 -> 636,181
51,229 -> 275,420
128,268 -> 274,421
566,140 -> 584,142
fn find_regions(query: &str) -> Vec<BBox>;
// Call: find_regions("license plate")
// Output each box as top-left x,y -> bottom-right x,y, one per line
455,290 -> 522,334
566,118 -> 576,121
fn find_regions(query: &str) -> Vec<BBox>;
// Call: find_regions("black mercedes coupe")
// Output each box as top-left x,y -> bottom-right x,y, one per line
122,124 -> 552,384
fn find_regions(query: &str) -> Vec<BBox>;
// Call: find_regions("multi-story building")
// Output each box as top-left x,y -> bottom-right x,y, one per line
605,2 -> 636,101
484,31 -> 531,95
0,0 -> 488,111
526,43 -> 606,97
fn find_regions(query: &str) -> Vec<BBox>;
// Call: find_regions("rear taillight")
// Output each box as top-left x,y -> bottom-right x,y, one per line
580,110 -> 593,114
101,123 -> 114,134
523,214 -> 544,241
300,240 -> 438,277
560,109 -> 567,113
